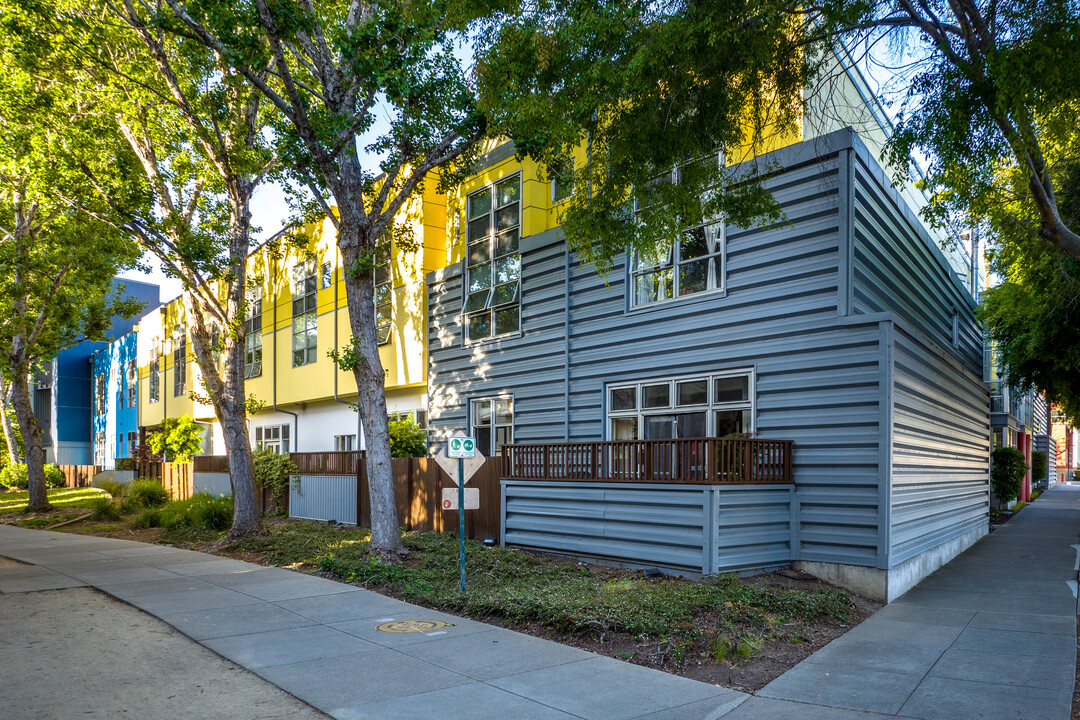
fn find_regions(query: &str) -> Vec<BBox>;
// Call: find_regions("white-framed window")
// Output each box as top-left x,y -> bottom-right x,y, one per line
173,324 -> 187,396
549,158 -> 574,203
126,359 -> 137,408
471,396 -> 513,455
630,162 -> 726,308
245,286 -> 263,378
94,432 -> 105,466
334,434 -> 355,451
95,372 -> 106,415
464,174 -> 521,342
292,262 -> 318,367
374,242 -> 391,345
606,370 -> 754,440
321,261 -> 333,289
255,424 -> 290,454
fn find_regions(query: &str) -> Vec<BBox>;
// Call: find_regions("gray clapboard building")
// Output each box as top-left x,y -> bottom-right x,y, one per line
426,128 -> 989,603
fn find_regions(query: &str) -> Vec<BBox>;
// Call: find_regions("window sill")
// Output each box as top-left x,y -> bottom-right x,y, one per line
464,330 -> 523,348
626,287 -> 728,317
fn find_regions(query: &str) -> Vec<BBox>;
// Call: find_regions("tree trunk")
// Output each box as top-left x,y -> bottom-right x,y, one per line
221,339 -> 260,538
0,379 -> 19,465
10,373 -> 49,511
341,234 -> 406,562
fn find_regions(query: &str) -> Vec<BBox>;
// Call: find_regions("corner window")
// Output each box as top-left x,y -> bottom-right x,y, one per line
173,325 -> 186,396
471,396 -> 513,455
464,175 -> 521,342
245,286 -> 263,378
374,240 -> 391,345
292,262 -> 317,367
607,370 -> 754,440
126,359 -> 137,408
255,424 -> 290,453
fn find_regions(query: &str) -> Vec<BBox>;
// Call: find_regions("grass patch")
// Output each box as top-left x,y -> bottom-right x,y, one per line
224,521 -> 854,657
0,488 -> 109,515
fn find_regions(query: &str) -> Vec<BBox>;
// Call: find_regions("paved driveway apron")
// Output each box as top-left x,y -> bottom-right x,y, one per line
2,485 -> 1078,720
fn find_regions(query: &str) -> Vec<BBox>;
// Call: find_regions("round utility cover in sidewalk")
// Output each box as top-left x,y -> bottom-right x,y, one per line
375,619 -> 451,633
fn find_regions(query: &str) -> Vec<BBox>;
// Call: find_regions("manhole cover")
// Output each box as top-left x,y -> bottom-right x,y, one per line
375,619 -> 452,634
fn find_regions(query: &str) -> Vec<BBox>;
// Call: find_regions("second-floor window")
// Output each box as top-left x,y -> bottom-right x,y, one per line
292,262 -> 318,367
375,242 -> 391,345
173,326 -> 186,396
631,223 -> 724,307
126,359 -> 137,408
464,175 -> 521,342
149,343 -> 160,404
95,373 -> 106,414
245,286 -> 263,378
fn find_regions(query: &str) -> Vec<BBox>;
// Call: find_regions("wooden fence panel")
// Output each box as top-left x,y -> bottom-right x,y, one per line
159,463 -> 193,500
59,465 -> 97,488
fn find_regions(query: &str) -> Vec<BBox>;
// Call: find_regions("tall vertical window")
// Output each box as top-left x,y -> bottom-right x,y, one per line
94,432 -> 105,466
549,159 -> 574,203
374,242 -> 392,345
464,175 -> 521,341
607,371 -> 753,440
149,339 -> 160,404
471,397 -> 513,455
255,424 -> 290,453
173,325 -> 187,396
126,359 -> 137,408
95,373 -> 106,414
210,323 -> 222,364
127,431 -> 138,457
321,262 -> 333,289
245,286 -> 263,378
292,262 -> 318,367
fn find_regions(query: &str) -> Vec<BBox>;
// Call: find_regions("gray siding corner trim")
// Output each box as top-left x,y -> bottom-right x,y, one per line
502,481 -> 794,575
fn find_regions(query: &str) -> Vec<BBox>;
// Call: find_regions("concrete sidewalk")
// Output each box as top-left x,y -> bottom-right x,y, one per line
2,484 -> 1078,719
0,523 -> 748,720
749,483 -> 1080,720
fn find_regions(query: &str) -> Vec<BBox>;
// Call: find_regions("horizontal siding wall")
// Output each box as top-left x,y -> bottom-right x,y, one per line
850,145 -> 982,374
289,475 -> 357,525
193,472 -> 231,497
888,323 -> 990,566
714,485 -> 794,572
502,481 -> 711,572
428,232 -> 568,449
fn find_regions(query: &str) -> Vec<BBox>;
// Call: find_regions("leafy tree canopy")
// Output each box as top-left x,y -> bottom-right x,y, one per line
147,415 -> 205,462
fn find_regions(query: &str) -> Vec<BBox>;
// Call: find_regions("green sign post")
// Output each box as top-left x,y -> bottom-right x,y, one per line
447,436 -> 476,591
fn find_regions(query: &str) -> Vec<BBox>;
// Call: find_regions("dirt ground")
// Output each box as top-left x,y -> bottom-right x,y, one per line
0,586 -> 329,720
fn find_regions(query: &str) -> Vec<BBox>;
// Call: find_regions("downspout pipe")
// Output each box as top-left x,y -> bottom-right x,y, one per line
271,272 -> 298,451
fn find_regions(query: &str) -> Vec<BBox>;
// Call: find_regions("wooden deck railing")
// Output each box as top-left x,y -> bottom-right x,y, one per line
501,437 -> 793,484
290,450 -> 363,475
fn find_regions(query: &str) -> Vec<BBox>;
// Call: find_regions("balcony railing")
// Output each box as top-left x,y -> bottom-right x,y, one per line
501,437 -> 793,484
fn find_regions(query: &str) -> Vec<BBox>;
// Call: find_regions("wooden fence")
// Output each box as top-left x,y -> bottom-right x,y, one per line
501,437 -> 794,485
59,465 -> 98,488
136,460 -> 194,501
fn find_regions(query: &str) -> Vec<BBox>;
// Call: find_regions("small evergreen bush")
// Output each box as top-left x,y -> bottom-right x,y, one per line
123,479 -> 170,510
0,464 -> 65,490
156,493 -> 233,531
97,480 -> 127,499
389,413 -> 427,457
1031,450 -> 1048,486
991,447 -> 1027,505
87,496 -> 122,522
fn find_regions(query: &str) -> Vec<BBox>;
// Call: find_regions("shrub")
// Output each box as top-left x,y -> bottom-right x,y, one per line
87,497 -> 122,522
0,464 -> 65,490
146,415 -> 204,462
991,447 -> 1027,504
97,480 -> 127,499
389,413 -> 427,457
157,493 -> 233,531
124,479 -> 170,510
1031,450 -> 1048,485
115,457 -> 136,471
252,448 -> 299,507
132,507 -> 163,529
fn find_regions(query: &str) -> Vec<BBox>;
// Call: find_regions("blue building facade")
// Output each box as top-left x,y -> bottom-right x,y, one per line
91,331 -> 142,468
34,278 -> 160,465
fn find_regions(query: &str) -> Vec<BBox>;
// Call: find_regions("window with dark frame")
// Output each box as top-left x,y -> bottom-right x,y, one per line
607,371 -> 754,440
149,339 -> 160,404
321,262 -> 333,289
128,431 -> 138,457
334,434 -> 355,451
549,159 -> 574,203
245,286 -> 263,378
464,175 -> 521,342
95,373 -> 106,414
470,397 -> 513,455
173,325 -> 187,396
292,262 -> 318,367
